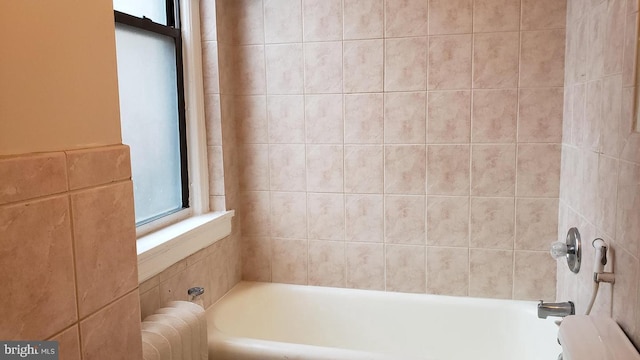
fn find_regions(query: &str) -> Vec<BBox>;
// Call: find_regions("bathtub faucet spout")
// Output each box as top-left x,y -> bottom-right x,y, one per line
537,301 -> 575,319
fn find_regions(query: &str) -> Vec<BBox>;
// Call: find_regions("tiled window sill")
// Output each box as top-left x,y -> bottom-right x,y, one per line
136,210 -> 234,282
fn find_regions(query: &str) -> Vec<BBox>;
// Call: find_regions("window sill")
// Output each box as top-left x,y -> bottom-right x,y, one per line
136,210 -> 235,283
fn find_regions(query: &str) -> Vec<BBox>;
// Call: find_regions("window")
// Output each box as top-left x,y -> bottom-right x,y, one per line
113,0 -> 188,226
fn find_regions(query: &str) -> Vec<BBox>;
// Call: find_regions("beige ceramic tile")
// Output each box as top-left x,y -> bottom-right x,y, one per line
205,94 -> 222,145
66,145 -> 131,190
304,42 -> 343,94
305,94 -> 344,144
384,195 -> 426,245
469,249 -> 513,299
521,0 -> 567,30
235,96 -> 267,144
223,0 -> 265,44
601,75 -> 623,157
303,0 -> 342,41
427,91 -> 471,143
426,196 -> 469,247
238,144 -> 269,191
518,88 -> 564,142
344,94 -> 384,144
427,145 -> 470,195
49,326 -> 81,360
308,240 -> 346,287
429,0 -> 472,35
343,40 -> 384,93
515,198 -> 558,251
344,145 -> 384,194
384,92 -> 426,144
473,32 -> 519,89
513,251 -> 556,300
200,0 -> 217,41
588,5 -> 607,81
241,236 -> 272,282
202,41 -> 220,94
80,291 -> 142,360
427,247 -> 469,296
346,242 -> 385,290
386,245 -> 426,293
265,44 -> 304,95
471,89 -> 517,143
612,246 -> 639,335
385,37 -> 428,91
306,145 -> 344,192
240,191 -> 271,236
604,0 -> 625,76
616,162 -> 640,257
0,152 -> 67,205
345,194 -> 384,243
597,155 -> 618,238
235,45 -> 266,95
307,193 -> 345,241
384,0 -> 429,37
343,0 -> 384,40
268,144 -> 306,191
267,95 -> 305,144
473,0 -> 521,32
72,182 -> 138,318
520,30 -> 566,87
0,196 -> 76,340
623,13 -> 638,87
270,191 -> 307,239
384,145 -> 426,194
428,35 -> 472,90
516,144 -> 561,197
470,197 -> 515,249
471,145 -> 516,196
207,146 -> 225,196
139,286 -> 160,321
272,238 -> 308,284
264,0 -> 302,43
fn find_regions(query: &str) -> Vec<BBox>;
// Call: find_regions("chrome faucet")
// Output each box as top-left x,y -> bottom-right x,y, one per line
537,301 -> 575,319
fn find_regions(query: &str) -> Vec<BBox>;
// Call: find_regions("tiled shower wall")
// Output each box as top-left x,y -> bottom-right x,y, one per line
204,0 -> 567,300
558,0 -> 640,345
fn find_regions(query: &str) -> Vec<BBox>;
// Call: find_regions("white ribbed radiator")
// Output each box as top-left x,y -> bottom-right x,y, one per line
141,301 -> 208,360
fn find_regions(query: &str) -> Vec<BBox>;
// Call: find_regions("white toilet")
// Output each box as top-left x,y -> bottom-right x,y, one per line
559,316 -> 640,360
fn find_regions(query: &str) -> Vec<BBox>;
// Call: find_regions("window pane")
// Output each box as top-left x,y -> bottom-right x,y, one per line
115,23 -> 183,225
113,0 -> 167,25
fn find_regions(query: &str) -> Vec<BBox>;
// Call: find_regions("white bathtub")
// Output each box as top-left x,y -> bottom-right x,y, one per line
206,281 -> 561,360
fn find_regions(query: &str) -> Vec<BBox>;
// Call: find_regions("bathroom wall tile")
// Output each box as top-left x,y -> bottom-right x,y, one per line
0,152 -> 67,205
471,89 -> 517,143
305,94 -> 344,144
80,291 -> 142,360
521,0 -> 567,30
344,93 -> 384,144
223,0 -> 265,45
473,0 -> 521,33
520,30 -> 566,87
304,42 -> 343,94
384,92 -> 426,144
518,88 -> 564,142
427,91 -> 471,143
346,242 -> 385,290
270,192 -> 307,239
240,191 -> 271,236
236,96 -> 267,144
616,162 -> 640,257
427,145 -> 470,196
343,40 -> 384,93
515,198 -> 559,251
238,144 -> 269,191
385,37 -> 428,92
345,194 -> 384,243
469,249 -> 513,299
139,285 -> 160,320
303,0 -> 342,41
49,326 -> 81,360
267,95 -> 305,144
386,245 -> 426,293
264,0 -> 302,43
472,32 -> 519,89
66,145 -> 131,190
272,238 -> 308,284
623,13 -> 638,87
562,87 -> 572,146
205,94 -> 222,146
385,195 -> 426,245
588,4 -> 607,81
269,144 -> 306,191
309,240 -> 346,287
513,251 -> 556,301
428,0 -> 472,35
235,45 -> 266,95
384,0 -> 429,37
426,196 -> 469,247
604,0 -> 625,76
427,247 -> 469,296
601,75 -> 622,157
343,0 -> 383,40
306,145 -> 344,193
242,236 -> 272,282
598,156 -> 618,238
428,35 -> 472,90
265,44 -> 304,94
516,144 -> 561,197
344,145 -> 384,194
470,197 -> 515,249
612,246 -> 639,336
570,83 -> 586,148
208,146 -> 225,196
202,41 -> 220,94
0,196 -> 76,340
384,145 -> 426,194
72,182 -> 137,318
200,0 -> 217,41
307,193 -> 345,241
471,145 -> 516,196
